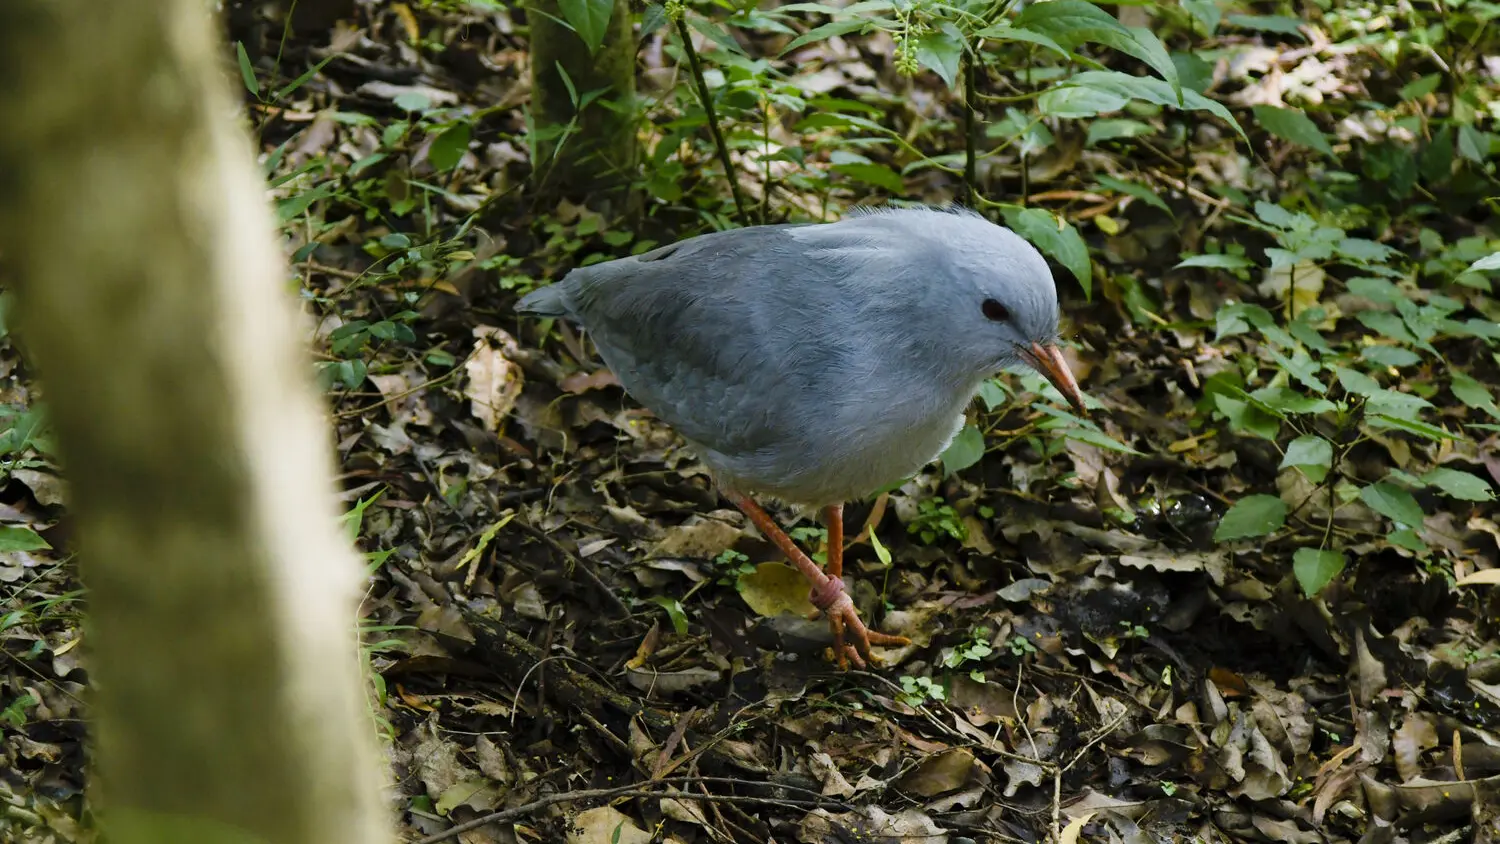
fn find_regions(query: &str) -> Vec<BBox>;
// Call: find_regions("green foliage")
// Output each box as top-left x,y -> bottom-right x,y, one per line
908,498 -> 965,545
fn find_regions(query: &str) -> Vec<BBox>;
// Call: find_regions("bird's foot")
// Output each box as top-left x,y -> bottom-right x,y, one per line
808,575 -> 911,669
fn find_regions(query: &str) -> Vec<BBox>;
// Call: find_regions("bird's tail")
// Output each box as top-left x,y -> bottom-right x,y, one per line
515,284 -> 568,317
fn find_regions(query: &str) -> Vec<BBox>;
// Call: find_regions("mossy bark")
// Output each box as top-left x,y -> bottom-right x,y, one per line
528,0 -> 639,199
0,2 -> 391,843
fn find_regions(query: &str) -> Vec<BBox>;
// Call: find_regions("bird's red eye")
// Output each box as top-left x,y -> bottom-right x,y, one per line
982,299 -> 1010,321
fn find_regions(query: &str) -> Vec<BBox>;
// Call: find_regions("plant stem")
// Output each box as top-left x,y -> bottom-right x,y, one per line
963,47 -> 978,208
674,16 -> 749,225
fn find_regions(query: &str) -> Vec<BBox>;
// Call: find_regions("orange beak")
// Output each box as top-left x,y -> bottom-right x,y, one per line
1026,343 -> 1087,415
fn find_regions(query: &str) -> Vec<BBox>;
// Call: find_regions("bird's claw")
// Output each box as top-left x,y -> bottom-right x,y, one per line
808,578 -> 911,669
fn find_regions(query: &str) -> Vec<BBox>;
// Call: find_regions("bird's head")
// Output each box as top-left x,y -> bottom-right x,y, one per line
915,209 -> 1087,415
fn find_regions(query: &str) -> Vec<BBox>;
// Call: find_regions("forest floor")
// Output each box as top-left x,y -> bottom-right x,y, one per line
3,1 -> 1500,843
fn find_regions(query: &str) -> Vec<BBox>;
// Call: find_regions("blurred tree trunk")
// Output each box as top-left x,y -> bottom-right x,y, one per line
528,0 -> 639,201
0,2 -> 391,843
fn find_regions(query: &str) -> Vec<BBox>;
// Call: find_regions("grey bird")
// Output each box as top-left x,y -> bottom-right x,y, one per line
517,206 -> 1085,668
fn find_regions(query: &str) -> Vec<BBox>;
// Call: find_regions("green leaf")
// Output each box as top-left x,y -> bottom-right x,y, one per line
1399,74 -> 1442,101
235,42 -> 260,96
1360,482 -> 1425,528
1096,175 -> 1171,214
1360,345 -> 1421,368
1335,367 -> 1381,396
0,525 -> 50,553
1388,528 -> 1428,554
1040,71 -> 1244,140
649,596 -> 691,635
1064,426 -> 1141,454
1181,0 -> 1220,33
974,22 -> 1072,60
1013,1 -> 1181,101
1357,311 -> 1417,345
1001,206 -> 1092,298
941,424 -> 986,475
558,0 -> 615,54
1252,105 -> 1334,157
1226,14 -> 1306,39
1367,413 -> 1456,441
1451,371 -> 1500,417
1281,435 -> 1332,476
831,162 -> 904,193
428,123 -> 471,172
1177,253 -> 1254,270
780,18 -> 870,54
915,26 -> 964,88
1293,548 -> 1345,597
1467,252 -> 1500,274
1215,495 -> 1287,542
1085,119 -> 1156,146
1421,468 -> 1495,501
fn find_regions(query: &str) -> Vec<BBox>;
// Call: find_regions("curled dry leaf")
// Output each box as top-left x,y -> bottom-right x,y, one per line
464,326 -> 524,433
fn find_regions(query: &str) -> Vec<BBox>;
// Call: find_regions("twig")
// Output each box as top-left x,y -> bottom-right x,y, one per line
514,518 -> 633,619
412,779 -> 852,844
674,16 -> 749,225
963,48 -> 979,208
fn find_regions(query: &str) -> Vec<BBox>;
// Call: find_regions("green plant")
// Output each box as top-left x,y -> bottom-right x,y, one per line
941,626 -> 994,682
907,497 -> 965,544
713,547 -> 755,586
897,674 -> 946,707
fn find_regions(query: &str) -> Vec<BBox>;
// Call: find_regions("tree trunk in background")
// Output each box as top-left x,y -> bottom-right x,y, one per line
0,2 -> 391,843
528,0 -> 639,199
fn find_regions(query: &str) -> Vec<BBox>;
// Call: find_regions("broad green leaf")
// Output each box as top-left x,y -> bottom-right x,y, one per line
941,423 -> 986,475
428,123 -> 471,172
1226,14 -> 1306,38
557,0 -> 615,54
1293,548 -> 1345,596
1335,367 -> 1381,396
1181,0 -> 1220,33
1038,85 -> 1130,118
1002,206 -> 1093,298
1366,388 -> 1433,420
1357,311 -> 1417,345
1451,371 -> 1500,417
780,18 -> 870,54
1048,71 -> 1243,139
1086,119 -> 1156,146
1388,528 -> 1428,553
1337,238 -> 1399,263
1178,253 -> 1254,270
1249,386 -> 1336,415
1252,105 -> 1333,157
915,26 -> 965,88
1280,435 -> 1332,476
1013,1 -> 1181,101
977,379 -> 1009,411
1368,414 -> 1455,441
1360,345 -> 1421,368
1214,395 -> 1281,440
0,525 -> 50,553
1269,349 -> 1325,393
1400,74 -> 1442,101
1361,482 -> 1425,527
832,162 -> 904,193
1097,175 -> 1171,214
974,22 -> 1072,60
1467,252 -> 1500,274
1421,468 -> 1495,501
1214,494 -> 1287,542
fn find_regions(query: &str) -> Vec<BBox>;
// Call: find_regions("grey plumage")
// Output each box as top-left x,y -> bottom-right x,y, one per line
517,205 -> 1069,507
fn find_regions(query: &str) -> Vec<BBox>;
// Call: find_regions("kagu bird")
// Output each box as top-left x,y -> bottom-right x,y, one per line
518,206 -> 1086,668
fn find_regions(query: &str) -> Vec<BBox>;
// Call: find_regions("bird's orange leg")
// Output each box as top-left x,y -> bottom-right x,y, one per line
725,492 -> 909,668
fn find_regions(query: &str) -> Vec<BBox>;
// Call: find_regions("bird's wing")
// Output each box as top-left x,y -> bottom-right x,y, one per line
555,224 -> 876,459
